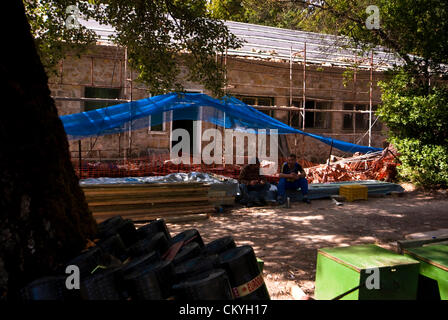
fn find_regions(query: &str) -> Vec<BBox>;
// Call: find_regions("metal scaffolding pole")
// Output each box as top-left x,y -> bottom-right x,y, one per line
369,50 -> 373,147
289,46 -> 293,127
52,96 -> 130,103
224,46 -> 228,95
301,42 -> 307,159
78,140 -> 82,179
124,47 -> 131,160
353,57 -> 357,143
302,42 -> 306,131
129,68 -> 133,158
290,46 -> 297,155
289,46 -> 293,107
59,60 -> 64,84
91,56 -> 94,86
124,47 -> 128,98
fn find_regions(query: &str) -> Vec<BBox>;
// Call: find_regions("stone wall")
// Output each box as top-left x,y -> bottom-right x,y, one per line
50,45 -> 387,164
225,57 -> 386,163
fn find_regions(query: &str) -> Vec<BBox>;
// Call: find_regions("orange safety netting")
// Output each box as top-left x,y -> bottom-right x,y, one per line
73,151 -> 398,184
73,155 -> 317,183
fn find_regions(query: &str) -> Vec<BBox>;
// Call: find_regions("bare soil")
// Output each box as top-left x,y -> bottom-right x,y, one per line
166,184 -> 448,300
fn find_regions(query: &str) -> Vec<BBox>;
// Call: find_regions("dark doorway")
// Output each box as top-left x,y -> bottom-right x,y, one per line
171,108 -> 199,157
172,119 -> 194,154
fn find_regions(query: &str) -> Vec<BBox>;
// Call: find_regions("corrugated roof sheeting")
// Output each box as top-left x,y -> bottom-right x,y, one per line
225,21 -> 402,70
79,18 -> 403,70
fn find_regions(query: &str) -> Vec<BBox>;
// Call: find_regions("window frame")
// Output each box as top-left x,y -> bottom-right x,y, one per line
343,103 -> 382,131
83,86 -> 122,112
295,100 -> 331,129
289,100 -> 302,128
148,112 -> 166,133
235,95 -> 275,117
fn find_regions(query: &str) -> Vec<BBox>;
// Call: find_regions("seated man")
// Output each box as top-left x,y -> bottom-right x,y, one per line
238,158 -> 269,207
277,154 -> 310,204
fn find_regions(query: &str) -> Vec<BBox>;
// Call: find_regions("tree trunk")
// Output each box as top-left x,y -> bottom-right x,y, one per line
0,1 -> 97,300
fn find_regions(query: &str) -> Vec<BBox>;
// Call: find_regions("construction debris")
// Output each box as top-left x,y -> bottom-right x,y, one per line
75,150 -> 397,186
304,150 -> 399,184
330,196 -> 344,206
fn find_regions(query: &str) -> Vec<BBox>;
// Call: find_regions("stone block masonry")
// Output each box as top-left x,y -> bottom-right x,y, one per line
51,45 -> 386,164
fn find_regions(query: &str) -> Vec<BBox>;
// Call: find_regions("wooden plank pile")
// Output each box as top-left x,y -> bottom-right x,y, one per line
82,182 -> 215,223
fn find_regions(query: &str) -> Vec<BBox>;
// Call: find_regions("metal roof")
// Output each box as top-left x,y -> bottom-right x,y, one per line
79,18 -> 402,71
225,21 -> 402,70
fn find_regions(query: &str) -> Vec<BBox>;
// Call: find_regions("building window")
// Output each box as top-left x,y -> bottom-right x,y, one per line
343,104 -> 382,131
148,113 -> 165,132
235,95 -> 274,117
289,100 -> 301,128
145,92 -> 165,132
303,100 -> 331,129
371,105 -> 382,131
256,97 -> 275,107
84,87 -> 121,111
289,100 -> 331,129
343,104 -> 354,129
356,105 -> 369,130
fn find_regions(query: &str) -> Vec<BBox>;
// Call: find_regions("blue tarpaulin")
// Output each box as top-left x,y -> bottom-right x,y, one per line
60,92 -> 382,154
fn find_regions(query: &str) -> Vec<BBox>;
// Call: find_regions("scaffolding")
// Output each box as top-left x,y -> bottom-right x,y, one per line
51,29 -> 387,177
220,41 -> 382,159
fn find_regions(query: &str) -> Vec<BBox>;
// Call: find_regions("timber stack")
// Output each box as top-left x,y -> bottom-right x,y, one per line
82,182 -> 214,223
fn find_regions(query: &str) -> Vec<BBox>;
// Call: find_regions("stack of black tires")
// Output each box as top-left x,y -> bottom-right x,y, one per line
20,216 -> 270,300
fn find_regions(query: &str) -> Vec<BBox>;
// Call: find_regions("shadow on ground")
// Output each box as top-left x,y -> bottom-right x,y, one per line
166,191 -> 448,299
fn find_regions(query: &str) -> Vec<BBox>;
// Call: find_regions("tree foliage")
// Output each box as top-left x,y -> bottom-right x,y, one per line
298,1 -> 448,84
207,0 -> 246,22
211,0 -> 448,186
208,0 -> 304,29
24,0 -> 98,75
377,72 -> 448,186
301,0 -> 448,186
25,0 -> 242,96
211,0 -> 448,84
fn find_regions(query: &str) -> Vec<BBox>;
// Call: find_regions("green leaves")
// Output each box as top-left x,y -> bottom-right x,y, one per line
377,72 -> 448,144
208,1 -> 448,87
24,0 -> 98,75
209,1 -> 448,187
390,137 -> 448,187
207,0 -> 246,21
377,71 -> 448,187
25,0 -> 242,96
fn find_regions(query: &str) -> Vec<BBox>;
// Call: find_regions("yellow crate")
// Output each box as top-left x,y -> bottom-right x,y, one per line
339,184 -> 368,202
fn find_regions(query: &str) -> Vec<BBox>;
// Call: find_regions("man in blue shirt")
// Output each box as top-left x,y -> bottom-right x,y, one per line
277,154 -> 310,204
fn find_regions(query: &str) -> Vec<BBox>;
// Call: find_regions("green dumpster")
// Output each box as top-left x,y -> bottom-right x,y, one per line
403,244 -> 448,300
315,244 -> 420,300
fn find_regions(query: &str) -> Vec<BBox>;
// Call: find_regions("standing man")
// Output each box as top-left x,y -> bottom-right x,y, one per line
238,158 -> 270,207
277,154 -> 310,204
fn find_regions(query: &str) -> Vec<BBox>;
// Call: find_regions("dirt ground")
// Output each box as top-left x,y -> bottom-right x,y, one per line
166,183 -> 448,300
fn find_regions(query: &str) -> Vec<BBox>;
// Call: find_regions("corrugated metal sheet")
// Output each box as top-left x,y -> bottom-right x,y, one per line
79,18 -> 402,70
225,21 -> 402,70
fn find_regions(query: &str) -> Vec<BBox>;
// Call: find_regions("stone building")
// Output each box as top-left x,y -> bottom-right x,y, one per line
50,20 -> 400,164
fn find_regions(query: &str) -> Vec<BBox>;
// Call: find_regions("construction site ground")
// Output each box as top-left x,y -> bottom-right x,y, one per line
166,183 -> 448,300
